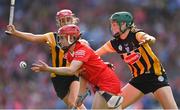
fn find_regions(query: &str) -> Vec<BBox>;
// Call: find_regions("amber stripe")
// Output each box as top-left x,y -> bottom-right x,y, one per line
143,44 -> 161,75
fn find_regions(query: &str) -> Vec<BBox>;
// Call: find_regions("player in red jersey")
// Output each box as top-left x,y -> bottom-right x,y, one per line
31,24 -> 123,109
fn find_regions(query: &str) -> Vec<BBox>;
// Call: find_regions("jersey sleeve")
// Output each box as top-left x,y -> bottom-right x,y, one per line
43,32 -> 56,47
135,32 -> 148,42
73,48 -> 91,62
110,39 -> 121,52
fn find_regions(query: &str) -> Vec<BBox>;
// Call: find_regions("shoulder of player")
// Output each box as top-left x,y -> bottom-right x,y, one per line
74,43 -> 91,54
43,32 -> 57,46
130,27 -> 143,33
43,32 -> 56,36
135,31 -> 148,41
75,42 -> 88,51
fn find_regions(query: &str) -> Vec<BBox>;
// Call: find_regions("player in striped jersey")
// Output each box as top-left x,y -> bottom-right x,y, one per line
6,9 -> 86,109
96,11 -> 178,109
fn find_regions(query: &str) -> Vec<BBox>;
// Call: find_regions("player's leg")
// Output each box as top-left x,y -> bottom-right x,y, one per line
92,91 -> 123,109
51,77 -> 71,107
91,91 -> 109,109
68,80 -> 86,109
62,80 -> 80,108
62,95 -> 69,106
153,86 -> 178,109
67,80 -> 79,108
121,83 -> 144,109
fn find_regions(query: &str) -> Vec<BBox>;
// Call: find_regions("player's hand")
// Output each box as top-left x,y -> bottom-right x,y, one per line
104,62 -> 115,70
31,60 -> 49,73
139,37 -> 151,45
5,24 -> 16,35
76,68 -> 86,76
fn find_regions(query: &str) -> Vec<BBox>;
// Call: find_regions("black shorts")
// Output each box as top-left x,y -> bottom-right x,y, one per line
129,73 -> 169,94
51,75 -> 79,99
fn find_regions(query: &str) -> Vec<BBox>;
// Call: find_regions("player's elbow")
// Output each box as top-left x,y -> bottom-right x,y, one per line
150,37 -> 156,44
66,69 -> 76,75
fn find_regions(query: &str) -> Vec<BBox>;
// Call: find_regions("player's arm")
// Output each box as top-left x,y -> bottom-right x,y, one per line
79,77 -> 88,94
136,32 -> 156,45
31,60 -> 83,76
76,77 -> 89,107
6,24 -> 47,43
95,41 -> 116,56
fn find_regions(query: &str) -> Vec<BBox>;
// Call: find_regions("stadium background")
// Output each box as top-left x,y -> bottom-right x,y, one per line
0,0 -> 179,109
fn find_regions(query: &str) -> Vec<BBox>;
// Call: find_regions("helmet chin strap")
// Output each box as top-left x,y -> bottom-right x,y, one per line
68,35 -> 73,44
113,32 -> 120,39
62,35 -> 80,53
113,27 -> 129,39
113,24 -> 130,39
120,27 -> 128,33
113,23 -> 128,39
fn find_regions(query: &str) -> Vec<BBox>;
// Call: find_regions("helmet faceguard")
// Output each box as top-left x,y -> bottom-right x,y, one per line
56,9 -> 79,28
58,24 -> 81,52
110,11 -> 133,38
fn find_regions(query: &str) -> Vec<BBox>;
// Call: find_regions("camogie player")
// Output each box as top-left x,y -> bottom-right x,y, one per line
6,9 -> 86,109
31,24 -> 123,109
96,11 -> 178,109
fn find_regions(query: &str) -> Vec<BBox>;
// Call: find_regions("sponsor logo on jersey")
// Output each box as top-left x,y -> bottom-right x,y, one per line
123,52 -> 141,65
75,50 -> 86,57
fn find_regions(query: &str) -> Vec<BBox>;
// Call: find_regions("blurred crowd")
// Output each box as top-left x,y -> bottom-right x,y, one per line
0,0 -> 179,109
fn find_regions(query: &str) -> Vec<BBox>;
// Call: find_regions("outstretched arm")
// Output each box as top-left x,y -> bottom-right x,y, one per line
6,24 -> 47,43
95,41 -> 116,56
31,60 -> 83,76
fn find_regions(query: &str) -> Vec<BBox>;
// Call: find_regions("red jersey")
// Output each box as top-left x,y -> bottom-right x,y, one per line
67,42 -> 121,95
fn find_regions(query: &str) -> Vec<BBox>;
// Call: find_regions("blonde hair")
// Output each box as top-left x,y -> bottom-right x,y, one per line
130,23 -> 141,33
72,17 -> 79,25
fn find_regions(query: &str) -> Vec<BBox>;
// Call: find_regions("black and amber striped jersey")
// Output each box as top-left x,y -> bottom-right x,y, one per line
44,32 -> 69,77
110,31 -> 165,77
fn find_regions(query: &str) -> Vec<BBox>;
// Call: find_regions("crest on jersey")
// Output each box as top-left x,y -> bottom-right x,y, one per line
125,47 -> 130,53
124,43 -> 130,53
118,45 -> 122,51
